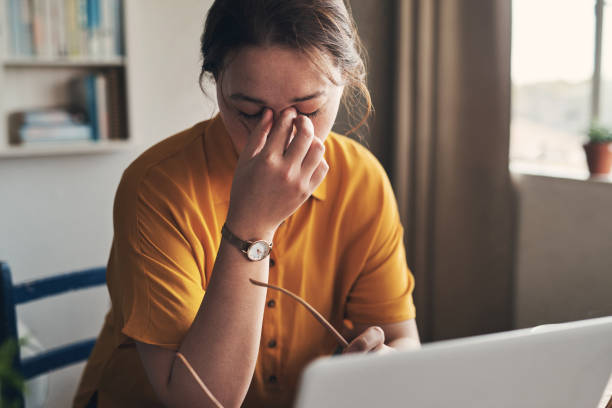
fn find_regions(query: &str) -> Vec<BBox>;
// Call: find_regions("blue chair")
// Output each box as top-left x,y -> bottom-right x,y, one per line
0,261 -> 106,406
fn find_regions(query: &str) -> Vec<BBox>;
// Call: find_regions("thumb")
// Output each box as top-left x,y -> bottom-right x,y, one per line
343,326 -> 385,354
240,109 -> 273,160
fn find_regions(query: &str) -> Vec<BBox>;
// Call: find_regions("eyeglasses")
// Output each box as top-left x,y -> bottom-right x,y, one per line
176,278 -> 350,407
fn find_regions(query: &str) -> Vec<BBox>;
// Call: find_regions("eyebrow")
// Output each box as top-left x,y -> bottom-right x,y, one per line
230,90 -> 325,104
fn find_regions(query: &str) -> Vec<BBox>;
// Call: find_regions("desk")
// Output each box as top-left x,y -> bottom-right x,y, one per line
599,374 -> 612,408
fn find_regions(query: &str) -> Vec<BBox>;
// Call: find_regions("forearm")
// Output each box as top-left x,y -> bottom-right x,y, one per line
165,235 -> 272,407
387,336 -> 421,351
152,108 -> 325,407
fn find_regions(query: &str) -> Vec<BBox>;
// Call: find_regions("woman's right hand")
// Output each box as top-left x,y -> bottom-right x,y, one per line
225,107 -> 328,241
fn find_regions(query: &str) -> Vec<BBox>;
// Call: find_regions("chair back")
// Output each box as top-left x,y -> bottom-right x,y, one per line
0,261 -> 106,406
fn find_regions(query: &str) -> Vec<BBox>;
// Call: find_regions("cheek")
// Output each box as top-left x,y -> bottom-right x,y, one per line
312,85 -> 343,140
312,104 -> 340,141
217,86 -> 251,150
222,111 -> 249,135
218,110 -> 251,153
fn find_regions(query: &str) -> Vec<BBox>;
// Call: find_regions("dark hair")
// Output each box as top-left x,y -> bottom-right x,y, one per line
199,0 -> 372,136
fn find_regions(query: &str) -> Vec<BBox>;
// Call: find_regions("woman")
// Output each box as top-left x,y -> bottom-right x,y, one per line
74,0 -> 419,406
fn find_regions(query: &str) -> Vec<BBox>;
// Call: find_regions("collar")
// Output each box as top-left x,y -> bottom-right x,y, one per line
204,114 -> 328,202
311,166 -> 328,201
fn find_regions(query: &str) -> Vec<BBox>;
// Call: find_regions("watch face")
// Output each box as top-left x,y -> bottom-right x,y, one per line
247,241 -> 270,261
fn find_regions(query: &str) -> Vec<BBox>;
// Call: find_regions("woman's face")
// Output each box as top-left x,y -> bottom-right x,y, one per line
216,46 -> 344,154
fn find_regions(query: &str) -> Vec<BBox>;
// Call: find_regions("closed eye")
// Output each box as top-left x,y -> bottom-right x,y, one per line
238,111 -> 264,120
300,109 -> 320,118
238,109 -> 320,120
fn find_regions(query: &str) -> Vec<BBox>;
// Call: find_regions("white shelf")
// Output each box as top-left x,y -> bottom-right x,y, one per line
0,140 -> 134,158
0,0 -> 130,157
3,56 -> 126,68
510,161 -> 612,184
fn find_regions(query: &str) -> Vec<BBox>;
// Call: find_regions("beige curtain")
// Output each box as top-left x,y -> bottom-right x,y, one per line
393,0 -> 516,341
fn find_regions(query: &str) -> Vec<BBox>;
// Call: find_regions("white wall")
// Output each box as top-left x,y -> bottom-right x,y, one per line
0,1 -> 215,406
513,173 -> 612,328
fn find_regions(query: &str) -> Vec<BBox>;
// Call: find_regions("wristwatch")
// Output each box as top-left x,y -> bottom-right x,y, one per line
221,223 -> 273,261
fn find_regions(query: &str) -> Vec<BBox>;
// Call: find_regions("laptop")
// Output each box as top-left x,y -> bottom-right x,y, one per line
294,316 -> 612,408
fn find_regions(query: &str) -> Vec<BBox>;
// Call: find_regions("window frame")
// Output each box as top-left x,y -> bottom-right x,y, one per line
591,0 -> 606,122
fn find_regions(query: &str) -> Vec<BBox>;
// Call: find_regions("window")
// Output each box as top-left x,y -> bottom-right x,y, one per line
510,0 -> 611,174
601,1 -> 612,129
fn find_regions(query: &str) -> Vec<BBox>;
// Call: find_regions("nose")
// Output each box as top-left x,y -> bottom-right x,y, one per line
271,106 -> 297,121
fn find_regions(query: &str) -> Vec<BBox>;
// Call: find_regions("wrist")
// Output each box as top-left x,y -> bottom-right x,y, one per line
224,215 -> 277,243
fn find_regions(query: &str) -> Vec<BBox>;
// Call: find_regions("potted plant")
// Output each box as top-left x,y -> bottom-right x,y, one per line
584,123 -> 612,175
0,339 -> 24,407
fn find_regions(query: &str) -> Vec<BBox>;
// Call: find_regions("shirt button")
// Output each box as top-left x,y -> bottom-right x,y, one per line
269,258 -> 276,267
267,299 -> 276,308
268,339 -> 277,348
268,375 -> 278,384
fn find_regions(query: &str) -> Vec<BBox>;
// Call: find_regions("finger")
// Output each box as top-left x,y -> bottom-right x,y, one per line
301,137 -> 325,176
241,109 -> 273,159
376,344 -> 396,354
285,123 -> 297,152
263,108 -> 297,154
309,157 -> 329,190
285,115 -> 314,163
343,326 -> 385,354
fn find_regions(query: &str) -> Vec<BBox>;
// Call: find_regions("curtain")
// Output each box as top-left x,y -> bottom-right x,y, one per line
393,0 -> 516,342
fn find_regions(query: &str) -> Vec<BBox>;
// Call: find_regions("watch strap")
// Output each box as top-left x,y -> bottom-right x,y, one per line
221,224 -> 251,253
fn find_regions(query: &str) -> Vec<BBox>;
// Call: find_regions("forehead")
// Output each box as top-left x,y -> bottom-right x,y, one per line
221,46 -> 339,101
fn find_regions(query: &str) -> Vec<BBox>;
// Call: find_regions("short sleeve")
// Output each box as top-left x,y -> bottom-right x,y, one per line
344,158 -> 416,325
110,166 -> 205,350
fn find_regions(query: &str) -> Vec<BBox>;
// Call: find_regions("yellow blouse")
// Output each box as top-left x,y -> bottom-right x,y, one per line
73,115 -> 416,407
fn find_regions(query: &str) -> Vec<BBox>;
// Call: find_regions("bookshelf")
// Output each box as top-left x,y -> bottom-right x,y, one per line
0,0 -> 131,158
3,56 -> 125,67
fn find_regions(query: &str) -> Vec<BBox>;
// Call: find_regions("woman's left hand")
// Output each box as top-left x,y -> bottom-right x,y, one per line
342,326 -> 395,354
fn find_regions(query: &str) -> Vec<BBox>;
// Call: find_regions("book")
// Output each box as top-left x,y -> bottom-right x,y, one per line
48,0 -> 62,57
20,0 -> 34,55
10,109 -> 84,126
7,108 -> 89,144
31,0 -> 47,56
100,0 -> 114,56
56,0 -> 68,56
66,0 -> 80,56
7,0 -> 34,56
7,0 -> 22,55
69,74 -> 99,139
5,0 -> 122,58
69,72 -> 115,141
95,74 -> 109,140
43,0 -> 53,57
106,68 -> 127,139
113,0 -> 123,55
86,0 -> 101,56
19,124 -> 92,143
77,0 -> 88,56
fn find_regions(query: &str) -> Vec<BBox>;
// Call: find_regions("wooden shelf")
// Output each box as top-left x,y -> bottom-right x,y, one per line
0,140 -> 134,158
0,0 -> 130,157
3,56 -> 126,68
